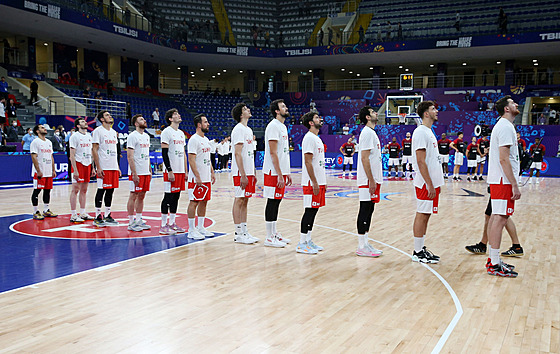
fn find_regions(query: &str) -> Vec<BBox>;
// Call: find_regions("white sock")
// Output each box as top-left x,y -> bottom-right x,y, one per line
161,214 -> 168,227
490,247 -> 500,265
33,206 -> 38,213
358,234 -> 367,248
306,231 -> 312,242
169,213 -> 176,224
188,218 -> 196,232
414,236 -> 424,253
197,216 -> 205,229
300,233 -> 307,244
137,213 -> 142,221
96,208 -> 102,217
44,204 -> 49,213
80,208 -> 86,215
128,215 -> 134,224
105,207 -> 111,216
272,221 -> 277,234
241,222 -> 248,233
71,210 -> 77,217
235,224 -> 242,236
265,221 -> 274,237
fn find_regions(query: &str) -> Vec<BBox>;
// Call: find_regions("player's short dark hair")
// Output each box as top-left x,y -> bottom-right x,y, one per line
302,111 -> 317,129
495,95 -> 511,116
270,99 -> 284,116
33,124 -> 41,135
165,108 -> 179,125
358,106 -> 374,124
131,114 -> 143,126
417,101 -> 434,119
193,113 -> 206,128
96,110 -> 109,123
457,131 -> 463,137
74,117 -> 86,128
231,103 -> 246,122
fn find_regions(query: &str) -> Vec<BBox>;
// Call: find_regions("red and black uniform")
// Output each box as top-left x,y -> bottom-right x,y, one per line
452,138 -> 465,154
341,142 -> 355,157
467,143 -> 479,160
438,138 -> 451,155
529,143 -> 546,162
401,138 -> 412,157
388,142 -> 401,158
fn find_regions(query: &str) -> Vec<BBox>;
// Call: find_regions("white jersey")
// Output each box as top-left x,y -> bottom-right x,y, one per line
263,118 -> 291,175
301,132 -> 326,186
69,131 -> 92,166
357,126 -> 383,186
30,138 -> 53,177
218,142 -> 227,155
127,130 -> 151,175
92,126 -> 119,171
209,139 -> 217,154
160,126 -> 186,173
231,123 -> 255,176
412,125 -> 444,188
187,133 -> 212,182
488,118 -> 519,185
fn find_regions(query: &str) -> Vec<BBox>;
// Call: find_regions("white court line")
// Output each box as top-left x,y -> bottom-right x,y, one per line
224,209 -> 463,354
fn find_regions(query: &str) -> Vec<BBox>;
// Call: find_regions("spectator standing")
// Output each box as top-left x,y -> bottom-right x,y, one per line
6,98 -> 17,122
478,99 -> 485,111
309,99 -> 317,112
397,22 -> 403,40
0,97 -> 6,131
106,79 -> 114,99
152,107 -> 160,128
358,25 -> 365,44
30,79 -> 39,104
386,21 -> 392,41
549,107 -> 557,124
454,11 -> 461,31
342,123 -> 350,135
126,102 -> 132,125
318,28 -> 324,46
0,76 -> 8,100
6,120 -> 18,142
328,28 -> 334,45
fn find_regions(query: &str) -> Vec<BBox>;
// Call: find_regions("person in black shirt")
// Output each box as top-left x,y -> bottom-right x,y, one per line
528,137 -> 546,184
450,132 -> 465,180
438,133 -> 452,178
466,137 -> 478,182
30,79 -> 39,104
339,137 -> 355,175
386,137 -> 401,179
476,135 -> 490,181
401,132 -> 413,179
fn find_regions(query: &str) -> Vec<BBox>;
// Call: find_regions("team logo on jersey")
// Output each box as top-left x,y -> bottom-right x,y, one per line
10,211 -> 216,240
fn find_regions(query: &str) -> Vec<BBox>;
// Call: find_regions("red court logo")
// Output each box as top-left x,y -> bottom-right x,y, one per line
10,211 -> 214,240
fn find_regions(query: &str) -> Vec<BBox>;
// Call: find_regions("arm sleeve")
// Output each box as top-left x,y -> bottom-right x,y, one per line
116,140 -> 121,168
162,148 -> 172,171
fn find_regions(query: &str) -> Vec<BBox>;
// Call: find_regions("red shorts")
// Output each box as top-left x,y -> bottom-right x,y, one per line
72,162 -> 92,183
164,172 -> 185,193
233,175 -> 256,198
129,174 -> 151,192
187,181 -> 212,201
33,174 -> 53,190
303,184 -> 326,208
415,185 -> 441,214
358,182 -> 381,202
97,170 -> 120,189
490,181 -> 515,216
263,173 -> 288,199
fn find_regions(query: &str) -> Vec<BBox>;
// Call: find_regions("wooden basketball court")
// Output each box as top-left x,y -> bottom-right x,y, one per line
0,170 -> 558,353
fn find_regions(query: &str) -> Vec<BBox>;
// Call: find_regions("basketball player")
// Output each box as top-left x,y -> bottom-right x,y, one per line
187,113 -> 215,239
517,132 -> 526,152
263,99 -> 292,247
159,108 -> 184,235
231,103 -> 259,244
92,111 -> 121,227
465,187 -> 524,257
386,137 -> 401,179
411,101 -> 443,263
126,114 -> 152,232
528,137 -> 546,184
437,133 -> 452,178
69,117 -> 95,222
466,136 -> 478,182
476,134 -> 490,180
339,137 -> 355,175
486,96 -> 521,277
355,106 -> 384,257
30,124 -> 57,220
450,132 -> 465,181
298,111 -> 326,254
401,132 -> 413,179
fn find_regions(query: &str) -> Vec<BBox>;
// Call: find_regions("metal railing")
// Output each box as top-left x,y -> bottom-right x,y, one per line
35,96 -> 126,120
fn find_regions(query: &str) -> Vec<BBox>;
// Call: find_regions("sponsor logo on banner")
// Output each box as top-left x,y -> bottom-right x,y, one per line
284,49 -> 313,56
113,25 -> 138,38
539,33 -> 560,41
